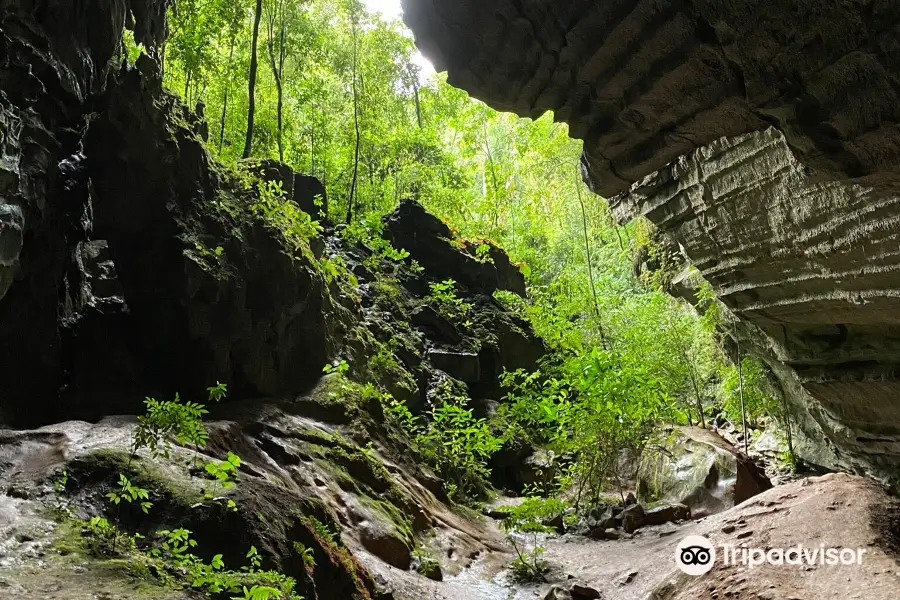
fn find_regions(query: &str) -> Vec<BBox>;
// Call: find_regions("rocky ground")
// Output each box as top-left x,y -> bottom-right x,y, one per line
4,436 -> 899,600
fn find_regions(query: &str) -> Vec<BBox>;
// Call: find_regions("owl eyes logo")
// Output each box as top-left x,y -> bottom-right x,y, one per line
681,546 -> 712,565
676,536 -> 717,576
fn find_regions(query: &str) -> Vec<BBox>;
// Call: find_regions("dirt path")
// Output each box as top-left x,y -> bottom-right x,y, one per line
373,473 -> 900,600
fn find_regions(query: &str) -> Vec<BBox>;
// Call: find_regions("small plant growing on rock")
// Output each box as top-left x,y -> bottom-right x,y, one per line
427,279 -> 473,324
474,243 -> 494,264
154,528 -> 199,566
107,474 -> 153,514
204,450 -> 242,511
500,497 -> 566,581
83,516 -> 124,556
292,542 -> 316,570
52,469 -> 71,518
386,389 -> 500,502
132,393 -> 209,460
253,180 -> 322,256
231,585 -> 284,600
342,212 -> 410,267
322,360 -> 350,375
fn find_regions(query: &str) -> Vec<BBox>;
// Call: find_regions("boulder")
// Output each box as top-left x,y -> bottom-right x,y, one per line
752,428 -> 789,460
242,159 -> 327,220
587,504 -> 620,531
383,200 -> 525,297
411,305 -> 463,344
293,173 -> 328,219
637,427 -> 772,517
643,504 -> 691,527
570,583 -> 602,599
360,521 -> 412,571
417,559 -> 442,581
589,527 -> 621,541
620,504 -> 645,534
544,587 -> 572,600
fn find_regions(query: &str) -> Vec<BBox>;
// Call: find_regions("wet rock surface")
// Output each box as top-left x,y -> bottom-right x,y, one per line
638,426 -> 772,517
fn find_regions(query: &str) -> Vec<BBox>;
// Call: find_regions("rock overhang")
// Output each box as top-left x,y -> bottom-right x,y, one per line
402,0 -> 900,197
401,0 -> 900,484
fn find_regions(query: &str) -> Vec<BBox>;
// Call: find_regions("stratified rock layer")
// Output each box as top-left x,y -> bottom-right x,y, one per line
402,0 -> 900,484
616,128 -> 900,481
402,0 -> 900,198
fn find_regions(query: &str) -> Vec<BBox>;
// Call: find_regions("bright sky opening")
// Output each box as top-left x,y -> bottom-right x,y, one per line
362,0 -> 436,80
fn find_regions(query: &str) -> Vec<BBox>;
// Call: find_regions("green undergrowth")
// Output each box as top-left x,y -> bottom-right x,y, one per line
48,383 -> 383,600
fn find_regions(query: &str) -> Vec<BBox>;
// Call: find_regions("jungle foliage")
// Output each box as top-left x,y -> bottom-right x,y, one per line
142,0 -> 792,554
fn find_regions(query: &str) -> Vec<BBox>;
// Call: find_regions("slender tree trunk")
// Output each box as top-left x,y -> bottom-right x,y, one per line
483,122 -> 502,235
243,0 -> 264,159
218,36 -> 236,152
266,0 -> 286,161
732,314 -> 750,453
575,175 -> 608,349
412,78 -> 422,128
783,399 -> 795,466
183,70 -> 191,105
310,127 -> 315,177
688,367 -> 706,429
345,12 -> 361,224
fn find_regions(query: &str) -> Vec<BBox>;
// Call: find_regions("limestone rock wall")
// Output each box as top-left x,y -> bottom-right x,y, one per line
615,127 -> 900,481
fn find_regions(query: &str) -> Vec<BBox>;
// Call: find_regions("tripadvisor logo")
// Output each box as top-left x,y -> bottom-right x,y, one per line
675,535 -> 867,576
676,535 -> 716,576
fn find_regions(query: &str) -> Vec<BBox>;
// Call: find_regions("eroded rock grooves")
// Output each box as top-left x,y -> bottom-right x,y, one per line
402,0 -> 900,198
402,0 -> 900,484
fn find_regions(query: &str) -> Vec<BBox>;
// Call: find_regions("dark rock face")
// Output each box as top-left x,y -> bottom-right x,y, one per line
0,0 -> 344,426
85,63 -> 348,407
426,349 -> 481,382
243,158 -> 328,219
294,173 -> 328,219
383,199 -> 526,297
0,0 -> 171,425
401,0 -> 900,483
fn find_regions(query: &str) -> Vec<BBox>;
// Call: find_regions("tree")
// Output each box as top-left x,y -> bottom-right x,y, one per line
243,0 -> 265,159
344,0 -> 362,223
265,0 -> 290,161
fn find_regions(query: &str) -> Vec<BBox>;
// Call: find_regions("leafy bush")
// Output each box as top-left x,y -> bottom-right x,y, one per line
253,180 -> 323,256
427,279 -> 472,324
501,347 -> 671,510
386,392 -> 500,502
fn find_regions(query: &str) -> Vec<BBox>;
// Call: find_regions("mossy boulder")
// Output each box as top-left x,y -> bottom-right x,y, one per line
637,427 -> 772,517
